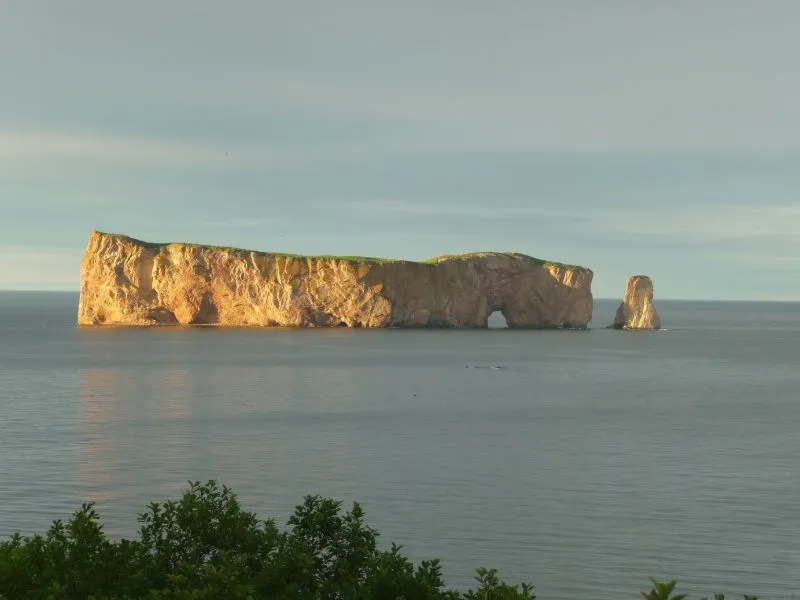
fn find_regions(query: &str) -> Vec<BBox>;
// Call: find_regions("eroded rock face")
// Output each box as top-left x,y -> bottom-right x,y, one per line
612,275 -> 661,330
78,231 -> 594,328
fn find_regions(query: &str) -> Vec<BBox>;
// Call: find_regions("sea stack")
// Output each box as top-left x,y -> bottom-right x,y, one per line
612,275 -> 661,330
77,231 -> 594,329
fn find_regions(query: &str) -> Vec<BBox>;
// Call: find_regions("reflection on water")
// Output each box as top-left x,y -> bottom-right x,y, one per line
76,340 -> 365,533
79,369 -> 124,503
79,367 -> 197,509
1,294 -> 799,599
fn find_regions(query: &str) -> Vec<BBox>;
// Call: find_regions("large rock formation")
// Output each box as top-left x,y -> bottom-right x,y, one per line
612,275 -> 661,330
77,231 -> 594,328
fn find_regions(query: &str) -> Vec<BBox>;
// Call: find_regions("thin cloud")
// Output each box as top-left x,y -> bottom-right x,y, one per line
211,218 -> 273,229
0,128 -> 482,169
347,199 -> 800,248
347,200 -> 592,221
0,245 -> 82,290
1,130 -> 225,166
0,130 -> 306,168
245,70 -> 800,153
601,204 -> 800,242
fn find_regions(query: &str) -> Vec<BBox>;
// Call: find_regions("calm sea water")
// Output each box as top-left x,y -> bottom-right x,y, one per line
1,292 -> 798,599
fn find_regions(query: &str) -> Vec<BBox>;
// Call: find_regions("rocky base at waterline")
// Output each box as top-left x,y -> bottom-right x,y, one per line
612,275 -> 661,330
77,231 -> 594,329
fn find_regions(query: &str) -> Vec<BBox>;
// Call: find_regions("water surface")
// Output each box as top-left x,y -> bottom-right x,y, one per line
0,292 -> 798,599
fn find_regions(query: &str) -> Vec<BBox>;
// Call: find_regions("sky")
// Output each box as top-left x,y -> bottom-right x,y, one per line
1,1 -> 799,299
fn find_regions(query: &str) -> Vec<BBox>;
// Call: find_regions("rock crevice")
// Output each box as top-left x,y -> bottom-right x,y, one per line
78,231 -> 594,329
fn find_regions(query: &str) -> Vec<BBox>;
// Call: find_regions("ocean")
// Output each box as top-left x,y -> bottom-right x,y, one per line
0,292 -> 798,599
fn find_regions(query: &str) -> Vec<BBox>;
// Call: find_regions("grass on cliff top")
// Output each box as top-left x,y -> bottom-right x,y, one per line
96,231 -> 589,272
426,252 -> 590,273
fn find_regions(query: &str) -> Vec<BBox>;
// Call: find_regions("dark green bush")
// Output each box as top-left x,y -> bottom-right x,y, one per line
0,481 -> 759,599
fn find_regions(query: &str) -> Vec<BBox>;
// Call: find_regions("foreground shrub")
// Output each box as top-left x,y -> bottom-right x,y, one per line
0,481 -> 532,599
0,481 -> 759,599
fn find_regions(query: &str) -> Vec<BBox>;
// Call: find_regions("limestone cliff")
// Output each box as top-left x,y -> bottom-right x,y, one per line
612,275 -> 661,330
78,231 -> 594,328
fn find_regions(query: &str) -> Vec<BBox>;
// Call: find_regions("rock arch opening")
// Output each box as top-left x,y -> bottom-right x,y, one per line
487,310 -> 508,329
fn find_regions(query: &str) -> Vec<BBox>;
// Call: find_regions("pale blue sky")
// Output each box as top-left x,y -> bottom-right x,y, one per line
1,1 -> 798,298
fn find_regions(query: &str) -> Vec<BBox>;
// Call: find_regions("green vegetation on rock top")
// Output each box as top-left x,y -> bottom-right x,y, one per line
94,231 -> 590,272
426,252 -> 590,273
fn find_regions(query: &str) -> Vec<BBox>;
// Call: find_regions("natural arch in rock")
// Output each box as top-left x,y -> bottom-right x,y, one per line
487,310 -> 508,329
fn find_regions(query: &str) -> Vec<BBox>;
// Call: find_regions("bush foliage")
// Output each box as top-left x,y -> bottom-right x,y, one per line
0,481 -> 758,599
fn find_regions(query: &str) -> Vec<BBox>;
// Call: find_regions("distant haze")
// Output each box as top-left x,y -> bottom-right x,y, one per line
1,1 -> 798,299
